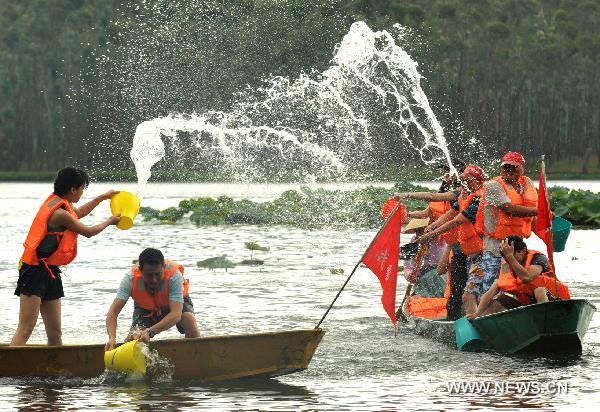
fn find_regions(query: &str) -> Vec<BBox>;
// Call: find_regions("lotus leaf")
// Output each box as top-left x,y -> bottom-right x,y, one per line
245,242 -> 269,252
239,259 -> 265,266
197,256 -> 236,270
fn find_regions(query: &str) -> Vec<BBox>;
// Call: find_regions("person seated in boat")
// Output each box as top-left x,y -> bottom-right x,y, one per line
105,248 -> 201,351
467,236 -> 570,318
409,165 -> 487,317
11,167 -> 119,347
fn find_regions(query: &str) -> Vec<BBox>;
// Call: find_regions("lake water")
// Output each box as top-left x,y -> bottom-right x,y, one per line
1,181 -> 599,410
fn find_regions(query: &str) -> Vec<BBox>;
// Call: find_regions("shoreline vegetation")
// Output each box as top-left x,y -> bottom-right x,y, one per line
4,171 -> 597,227
136,183 -> 600,229
2,1 -> 600,176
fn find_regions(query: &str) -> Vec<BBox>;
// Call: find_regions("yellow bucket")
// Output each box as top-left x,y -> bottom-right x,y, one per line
110,191 -> 141,230
104,340 -> 147,374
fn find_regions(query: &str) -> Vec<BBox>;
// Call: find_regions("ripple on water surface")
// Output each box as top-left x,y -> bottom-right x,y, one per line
0,183 -> 599,409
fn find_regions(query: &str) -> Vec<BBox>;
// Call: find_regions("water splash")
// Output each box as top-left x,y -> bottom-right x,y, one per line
139,343 -> 175,381
130,21 -> 453,189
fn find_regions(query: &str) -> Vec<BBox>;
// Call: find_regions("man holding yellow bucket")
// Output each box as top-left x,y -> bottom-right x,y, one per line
105,248 -> 200,350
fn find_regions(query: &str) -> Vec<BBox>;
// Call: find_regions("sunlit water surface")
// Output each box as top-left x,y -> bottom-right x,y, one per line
1,182 -> 599,410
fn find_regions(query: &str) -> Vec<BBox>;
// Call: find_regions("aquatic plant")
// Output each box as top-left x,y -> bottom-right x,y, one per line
138,182 -> 429,229
139,184 -> 600,229
238,259 -> 265,266
244,242 -> 269,252
549,187 -> 600,226
196,256 -> 236,271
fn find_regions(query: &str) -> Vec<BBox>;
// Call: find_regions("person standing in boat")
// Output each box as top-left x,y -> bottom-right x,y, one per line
392,160 -> 468,320
473,152 -> 538,302
412,165 -> 487,316
468,236 -> 570,318
11,167 -> 120,346
105,248 -> 201,351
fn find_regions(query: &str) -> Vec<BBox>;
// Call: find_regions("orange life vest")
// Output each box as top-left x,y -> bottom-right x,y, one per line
497,250 -> 570,305
457,189 -> 483,256
429,201 -> 448,220
476,176 -> 538,239
430,200 -> 459,245
131,259 -> 189,316
406,254 -> 452,320
406,296 -> 448,320
22,194 -> 79,270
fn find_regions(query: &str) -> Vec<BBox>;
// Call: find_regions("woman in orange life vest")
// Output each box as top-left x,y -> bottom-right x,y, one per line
415,165 -> 487,316
105,248 -> 200,351
391,160 -> 468,320
11,167 -> 120,347
395,164 -> 484,319
468,236 -> 570,319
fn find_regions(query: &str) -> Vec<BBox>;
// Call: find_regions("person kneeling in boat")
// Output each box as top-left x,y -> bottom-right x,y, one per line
467,236 -> 570,318
105,248 -> 200,351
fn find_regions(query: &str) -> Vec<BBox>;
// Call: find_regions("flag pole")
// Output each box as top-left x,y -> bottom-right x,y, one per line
314,202 -> 403,329
541,155 -> 560,298
541,155 -> 557,275
396,243 -> 428,322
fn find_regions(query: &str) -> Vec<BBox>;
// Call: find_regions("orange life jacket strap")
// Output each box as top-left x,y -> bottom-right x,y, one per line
40,259 -> 57,280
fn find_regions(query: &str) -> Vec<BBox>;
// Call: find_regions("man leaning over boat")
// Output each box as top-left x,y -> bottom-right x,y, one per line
105,248 -> 200,351
468,236 -> 570,318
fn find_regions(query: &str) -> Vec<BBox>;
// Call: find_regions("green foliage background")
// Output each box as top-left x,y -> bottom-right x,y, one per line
1,0 -> 599,176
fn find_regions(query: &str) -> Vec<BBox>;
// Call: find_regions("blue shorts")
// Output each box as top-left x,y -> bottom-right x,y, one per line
464,252 -> 502,299
464,253 -> 484,298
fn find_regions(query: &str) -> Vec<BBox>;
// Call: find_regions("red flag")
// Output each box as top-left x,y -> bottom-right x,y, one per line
362,204 -> 405,334
535,166 -> 556,275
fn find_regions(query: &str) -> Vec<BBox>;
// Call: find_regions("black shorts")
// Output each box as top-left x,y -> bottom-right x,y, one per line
131,295 -> 195,334
14,263 -> 64,301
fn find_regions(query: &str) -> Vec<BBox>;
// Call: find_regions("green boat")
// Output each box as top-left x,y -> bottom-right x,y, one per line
402,298 -> 596,355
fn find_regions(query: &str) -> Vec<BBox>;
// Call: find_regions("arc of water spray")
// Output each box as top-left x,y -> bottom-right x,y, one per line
129,21 -> 457,188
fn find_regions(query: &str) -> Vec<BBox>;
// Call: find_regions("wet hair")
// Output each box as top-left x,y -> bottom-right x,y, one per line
506,236 -> 527,253
139,248 -> 165,269
53,167 -> 90,196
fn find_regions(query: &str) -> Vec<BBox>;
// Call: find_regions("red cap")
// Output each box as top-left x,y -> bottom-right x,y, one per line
501,151 -> 525,166
460,165 -> 487,182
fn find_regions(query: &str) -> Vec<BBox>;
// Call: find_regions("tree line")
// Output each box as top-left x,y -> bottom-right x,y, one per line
1,0 -> 598,177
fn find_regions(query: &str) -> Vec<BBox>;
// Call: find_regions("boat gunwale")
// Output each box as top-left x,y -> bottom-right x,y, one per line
471,298 -> 596,322
402,298 -> 595,324
0,328 -> 325,351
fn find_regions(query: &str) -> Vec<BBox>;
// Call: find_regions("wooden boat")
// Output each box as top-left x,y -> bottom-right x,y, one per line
402,297 -> 596,355
0,329 -> 324,380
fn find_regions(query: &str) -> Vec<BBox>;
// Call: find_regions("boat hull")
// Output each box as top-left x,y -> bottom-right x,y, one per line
0,329 -> 325,380
404,299 -> 595,355
473,299 -> 595,354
